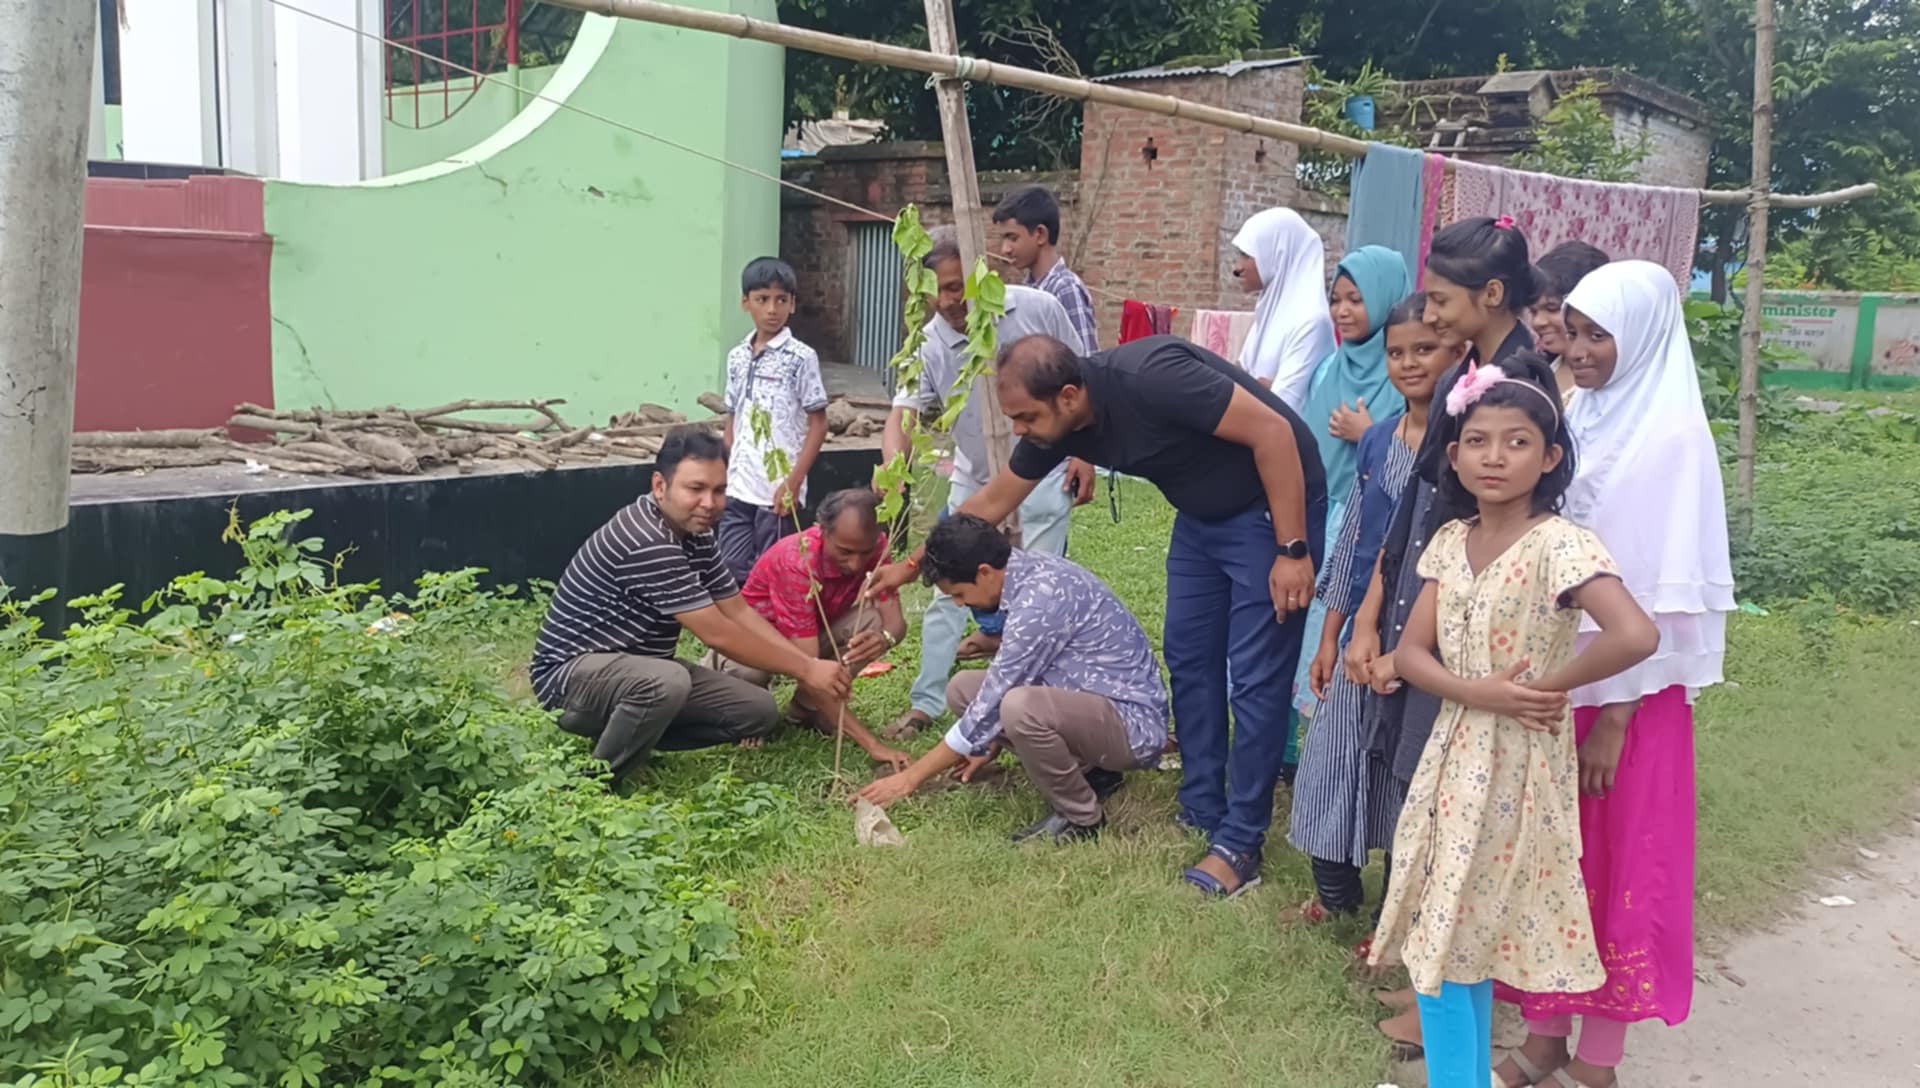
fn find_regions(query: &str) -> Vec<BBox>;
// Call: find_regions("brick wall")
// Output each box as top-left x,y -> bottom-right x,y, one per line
779,143 -> 947,363
1077,64 -> 1330,348
1611,108 -> 1712,191
778,146 -> 1084,361
1397,69 -> 1712,191
781,62 -> 1352,359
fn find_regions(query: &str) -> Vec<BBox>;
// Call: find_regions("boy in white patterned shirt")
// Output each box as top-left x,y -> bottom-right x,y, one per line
719,257 -> 828,584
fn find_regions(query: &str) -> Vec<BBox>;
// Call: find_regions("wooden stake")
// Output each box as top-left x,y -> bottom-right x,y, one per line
1736,0 -> 1776,532
922,0 -> 1022,544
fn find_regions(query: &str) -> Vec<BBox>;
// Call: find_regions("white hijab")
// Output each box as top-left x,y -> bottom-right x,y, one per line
1232,208 -> 1336,410
1563,259 -> 1735,706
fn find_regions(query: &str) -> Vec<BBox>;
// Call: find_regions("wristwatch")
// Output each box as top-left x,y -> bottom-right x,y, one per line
1279,538 -> 1310,560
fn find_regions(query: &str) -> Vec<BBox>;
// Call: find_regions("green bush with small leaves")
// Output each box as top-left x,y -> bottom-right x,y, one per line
0,510 -> 789,1087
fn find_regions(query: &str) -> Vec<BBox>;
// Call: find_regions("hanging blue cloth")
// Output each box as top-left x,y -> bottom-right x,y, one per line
1347,142 -> 1428,285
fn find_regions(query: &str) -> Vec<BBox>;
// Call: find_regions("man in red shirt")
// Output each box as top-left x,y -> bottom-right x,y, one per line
724,489 -> 912,769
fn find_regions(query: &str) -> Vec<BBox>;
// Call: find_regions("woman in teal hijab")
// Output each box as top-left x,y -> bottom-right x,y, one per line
1289,245 -> 1413,722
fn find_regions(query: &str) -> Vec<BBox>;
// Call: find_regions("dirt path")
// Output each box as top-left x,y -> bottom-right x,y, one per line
1623,820 -> 1920,1086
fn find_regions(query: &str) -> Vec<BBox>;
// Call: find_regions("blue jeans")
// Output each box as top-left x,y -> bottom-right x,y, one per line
908,468 -> 1074,718
1416,980 -> 1495,1088
1166,498 -> 1324,857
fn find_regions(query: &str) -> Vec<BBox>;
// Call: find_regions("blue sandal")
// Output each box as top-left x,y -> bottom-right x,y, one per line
1182,844 -> 1263,898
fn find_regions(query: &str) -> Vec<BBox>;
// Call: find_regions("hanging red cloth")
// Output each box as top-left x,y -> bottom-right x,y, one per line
1120,300 -> 1177,344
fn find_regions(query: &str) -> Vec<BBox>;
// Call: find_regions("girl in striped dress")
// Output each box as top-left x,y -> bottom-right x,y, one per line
1287,295 -> 1458,923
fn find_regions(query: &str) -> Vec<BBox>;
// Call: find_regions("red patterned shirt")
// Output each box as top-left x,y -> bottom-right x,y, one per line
742,525 -> 893,639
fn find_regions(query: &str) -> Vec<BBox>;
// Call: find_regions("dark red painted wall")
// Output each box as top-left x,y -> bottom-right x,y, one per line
76,176 -> 274,432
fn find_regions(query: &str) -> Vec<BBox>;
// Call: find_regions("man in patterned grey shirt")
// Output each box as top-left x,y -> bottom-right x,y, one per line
855,515 -> 1168,843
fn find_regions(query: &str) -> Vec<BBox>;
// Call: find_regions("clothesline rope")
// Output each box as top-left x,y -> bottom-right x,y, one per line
551,0 -> 1880,212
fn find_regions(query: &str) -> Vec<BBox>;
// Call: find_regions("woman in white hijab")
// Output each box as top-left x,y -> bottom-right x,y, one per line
1493,259 -> 1734,1088
1231,207 -> 1337,410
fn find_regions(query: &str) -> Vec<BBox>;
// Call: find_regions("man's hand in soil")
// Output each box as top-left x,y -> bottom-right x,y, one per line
953,738 -> 1004,782
856,771 -> 918,808
867,744 -> 913,774
842,629 -> 891,674
798,659 -> 851,704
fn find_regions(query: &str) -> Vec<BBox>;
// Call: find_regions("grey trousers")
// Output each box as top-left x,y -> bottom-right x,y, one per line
555,654 -> 778,774
946,671 -> 1139,826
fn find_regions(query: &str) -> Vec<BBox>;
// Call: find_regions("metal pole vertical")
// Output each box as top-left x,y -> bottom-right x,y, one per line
0,0 -> 98,621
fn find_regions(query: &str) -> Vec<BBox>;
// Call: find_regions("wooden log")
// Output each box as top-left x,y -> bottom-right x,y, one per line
72,429 -> 218,448
599,418 -> 725,439
281,441 -> 380,472
341,432 -> 422,474
72,447 -> 232,472
228,414 -> 320,438
216,441 -> 346,476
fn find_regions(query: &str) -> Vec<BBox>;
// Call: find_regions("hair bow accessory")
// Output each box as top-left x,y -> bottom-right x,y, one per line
1445,361 -> 1508,417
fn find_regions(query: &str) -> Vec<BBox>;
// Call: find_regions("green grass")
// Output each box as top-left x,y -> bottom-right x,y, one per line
478,419 -> 1920,1086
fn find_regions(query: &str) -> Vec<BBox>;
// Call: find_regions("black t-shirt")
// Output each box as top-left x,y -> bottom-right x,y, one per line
1008,335 -> 1326,521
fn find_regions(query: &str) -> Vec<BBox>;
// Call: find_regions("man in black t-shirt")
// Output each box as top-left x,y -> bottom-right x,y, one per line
867,335 -> 1327,896
533,428 -> 851,777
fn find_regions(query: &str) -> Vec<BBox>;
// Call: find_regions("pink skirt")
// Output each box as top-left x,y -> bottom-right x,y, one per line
1496,685 -> 1696,1025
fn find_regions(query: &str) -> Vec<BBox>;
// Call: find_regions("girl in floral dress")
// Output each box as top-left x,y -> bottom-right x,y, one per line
1492,261 -> 1735,1088
1365,352 -> 1659,1088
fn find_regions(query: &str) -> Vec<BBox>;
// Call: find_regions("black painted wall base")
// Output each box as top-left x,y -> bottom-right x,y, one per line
65,451 -> 882,605
0,524 -> 71,629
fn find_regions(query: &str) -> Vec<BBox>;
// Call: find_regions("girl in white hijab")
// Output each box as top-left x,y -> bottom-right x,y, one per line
1493,259 -> 1734,1088
1231,208 -> 1337,410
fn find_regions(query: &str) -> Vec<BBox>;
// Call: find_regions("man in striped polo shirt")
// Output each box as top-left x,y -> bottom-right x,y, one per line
531,427 -> 852,777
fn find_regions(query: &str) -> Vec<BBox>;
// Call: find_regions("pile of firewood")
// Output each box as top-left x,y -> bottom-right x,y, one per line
71,393 -> 895,477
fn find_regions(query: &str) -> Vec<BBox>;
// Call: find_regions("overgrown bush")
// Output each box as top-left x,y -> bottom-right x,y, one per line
0,511 -> 789,1087
1733,408 -> 1920,612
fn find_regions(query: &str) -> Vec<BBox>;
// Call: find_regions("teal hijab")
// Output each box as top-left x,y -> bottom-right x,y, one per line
1304,245 -> 1414,495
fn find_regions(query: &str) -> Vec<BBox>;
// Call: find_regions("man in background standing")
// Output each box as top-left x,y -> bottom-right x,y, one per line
880,228 -> 1095,739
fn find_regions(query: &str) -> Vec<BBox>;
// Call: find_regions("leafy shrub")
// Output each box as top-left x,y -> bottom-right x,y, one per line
0,511 -> 789,1087
1686,297 -> 1801,426
1732,408 -> 1920,612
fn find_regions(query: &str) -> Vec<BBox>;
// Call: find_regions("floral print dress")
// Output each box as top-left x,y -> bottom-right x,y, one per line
1368,516 -> 1620,997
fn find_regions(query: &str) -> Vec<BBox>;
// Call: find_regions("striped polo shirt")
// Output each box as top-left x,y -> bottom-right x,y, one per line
530,495 -> 736,708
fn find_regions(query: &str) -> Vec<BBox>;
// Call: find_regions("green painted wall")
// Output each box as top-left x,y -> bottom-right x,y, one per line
381,65 -> 559,176
264,4 -> 783,423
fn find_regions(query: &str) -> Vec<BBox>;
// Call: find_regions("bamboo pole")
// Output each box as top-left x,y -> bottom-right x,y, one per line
550,0 -> 1877,209
1736,0 -> 1777,528
921,0 -> 1021,544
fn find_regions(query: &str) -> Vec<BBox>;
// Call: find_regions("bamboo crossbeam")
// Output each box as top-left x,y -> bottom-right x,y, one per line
551,0 -> 1877,210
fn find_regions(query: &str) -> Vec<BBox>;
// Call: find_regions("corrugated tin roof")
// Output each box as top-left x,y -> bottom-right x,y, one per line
1093,55 -> 1311,84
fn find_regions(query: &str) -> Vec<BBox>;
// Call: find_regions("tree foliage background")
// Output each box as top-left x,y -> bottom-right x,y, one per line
774,0 -> 1920,290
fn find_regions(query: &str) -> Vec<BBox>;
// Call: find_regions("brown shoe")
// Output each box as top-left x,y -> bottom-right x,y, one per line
883,709 -> 932,740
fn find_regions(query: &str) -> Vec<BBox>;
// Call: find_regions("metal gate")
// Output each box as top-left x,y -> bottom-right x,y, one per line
848,221 -> 905,390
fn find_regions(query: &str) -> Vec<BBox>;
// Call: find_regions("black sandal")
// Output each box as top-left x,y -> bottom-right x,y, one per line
1181,844 -> 1263,898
